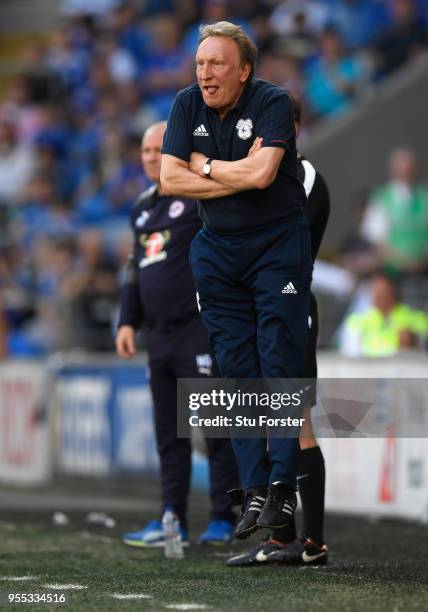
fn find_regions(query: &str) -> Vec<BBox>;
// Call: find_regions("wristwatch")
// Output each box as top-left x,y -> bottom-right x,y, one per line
202,158 -> 213,178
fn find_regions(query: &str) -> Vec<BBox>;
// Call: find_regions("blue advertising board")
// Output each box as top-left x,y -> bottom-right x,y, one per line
55,363 -> 159,476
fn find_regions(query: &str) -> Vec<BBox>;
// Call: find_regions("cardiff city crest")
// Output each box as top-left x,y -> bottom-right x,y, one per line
236,118 -> 253,140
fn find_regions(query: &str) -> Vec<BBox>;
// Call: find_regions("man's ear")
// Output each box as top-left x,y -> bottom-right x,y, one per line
239,62 -> 251,84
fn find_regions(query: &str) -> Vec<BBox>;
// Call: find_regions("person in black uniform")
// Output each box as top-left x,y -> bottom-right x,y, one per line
117,121 -> 239,546
161,22 -> 312,539
227,94 -> 330,566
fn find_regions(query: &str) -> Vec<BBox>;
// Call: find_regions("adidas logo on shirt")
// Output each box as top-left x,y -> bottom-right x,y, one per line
282,282 -> 298,294
193,124 -> 209,136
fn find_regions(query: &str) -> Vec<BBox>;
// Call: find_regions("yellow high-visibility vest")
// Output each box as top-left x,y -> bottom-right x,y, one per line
346,304 -> 428,357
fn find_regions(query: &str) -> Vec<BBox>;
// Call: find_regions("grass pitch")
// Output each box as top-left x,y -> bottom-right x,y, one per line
1,481 -> 427,612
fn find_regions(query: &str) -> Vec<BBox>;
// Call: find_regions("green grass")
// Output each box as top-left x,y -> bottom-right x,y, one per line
1,511 -> 428,612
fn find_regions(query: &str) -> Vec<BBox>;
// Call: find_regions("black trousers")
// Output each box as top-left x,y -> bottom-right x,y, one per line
148,318 -> 239,529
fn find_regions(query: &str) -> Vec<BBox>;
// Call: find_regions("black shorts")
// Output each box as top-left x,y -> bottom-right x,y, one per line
302,292 -> 318,407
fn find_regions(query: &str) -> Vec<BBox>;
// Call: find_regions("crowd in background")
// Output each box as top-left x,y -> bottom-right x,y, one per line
0,0 -> 428,356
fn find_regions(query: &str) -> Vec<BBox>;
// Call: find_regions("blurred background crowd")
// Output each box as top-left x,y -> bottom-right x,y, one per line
0,0 -> 428,357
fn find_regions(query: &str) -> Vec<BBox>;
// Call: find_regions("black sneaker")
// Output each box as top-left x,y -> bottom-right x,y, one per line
232,487 -> 267,540
226,538 -> 286,567
256,482 -> 296,530
268,537 -> 328,566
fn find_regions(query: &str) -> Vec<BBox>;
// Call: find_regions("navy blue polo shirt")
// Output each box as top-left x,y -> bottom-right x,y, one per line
162,78 -> 306,234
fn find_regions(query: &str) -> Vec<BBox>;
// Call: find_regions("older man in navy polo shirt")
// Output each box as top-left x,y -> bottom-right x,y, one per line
160,21 -> 312,540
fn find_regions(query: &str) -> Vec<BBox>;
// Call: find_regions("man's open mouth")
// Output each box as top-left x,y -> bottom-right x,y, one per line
204,86 -> 219,95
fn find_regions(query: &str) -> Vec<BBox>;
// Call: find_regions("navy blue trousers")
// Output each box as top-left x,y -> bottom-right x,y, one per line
189,212 -> 312,490
148,318 -> 239,529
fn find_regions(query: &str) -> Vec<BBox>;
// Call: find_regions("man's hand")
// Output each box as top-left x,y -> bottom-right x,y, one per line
247,136 -> 263,157
116,325 -> 137,358
398,328 -> 417,349
189,151 -> 208,177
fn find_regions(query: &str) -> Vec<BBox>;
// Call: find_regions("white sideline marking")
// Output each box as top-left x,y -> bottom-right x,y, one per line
0,576 -> 37,581
44,584 -> 88,590
111,594 -> 154,600
165,605 -> 210,610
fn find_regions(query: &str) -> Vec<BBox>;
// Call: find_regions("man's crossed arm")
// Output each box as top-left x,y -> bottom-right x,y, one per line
160,138 -> 284,199
160,154 -> 238,199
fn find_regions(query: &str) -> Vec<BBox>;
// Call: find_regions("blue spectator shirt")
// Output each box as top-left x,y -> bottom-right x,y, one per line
305,54 -> 364,117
